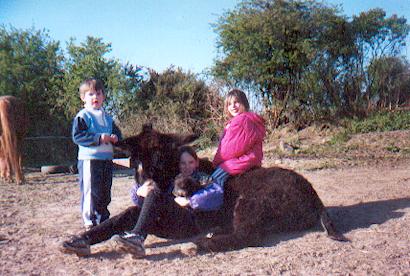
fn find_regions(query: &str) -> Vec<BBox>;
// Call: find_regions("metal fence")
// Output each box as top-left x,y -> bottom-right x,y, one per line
23,136 -> 77,168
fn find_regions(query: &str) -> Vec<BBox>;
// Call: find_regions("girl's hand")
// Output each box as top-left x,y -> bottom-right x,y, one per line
174,196 -> 190,207
137,181 -> 154,198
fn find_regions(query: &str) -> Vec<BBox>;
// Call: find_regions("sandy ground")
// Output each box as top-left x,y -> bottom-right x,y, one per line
1,153 -> 409,276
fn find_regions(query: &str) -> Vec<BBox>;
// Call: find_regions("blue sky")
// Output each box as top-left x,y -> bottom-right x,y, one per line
1,0 -> 409,74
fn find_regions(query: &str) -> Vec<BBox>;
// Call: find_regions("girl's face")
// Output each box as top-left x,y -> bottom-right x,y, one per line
179,152 -> 199,177
227,96 -> 245,117
82,89 -> 105,109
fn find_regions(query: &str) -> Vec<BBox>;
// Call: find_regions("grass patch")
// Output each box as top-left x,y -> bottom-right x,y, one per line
329,130 -> 351,145
349,110 -> 410,134
385,145 -> 401,153
327,110 -> 410,148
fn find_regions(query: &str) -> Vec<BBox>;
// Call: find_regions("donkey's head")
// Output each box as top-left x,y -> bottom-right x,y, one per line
116,123 -> 198,190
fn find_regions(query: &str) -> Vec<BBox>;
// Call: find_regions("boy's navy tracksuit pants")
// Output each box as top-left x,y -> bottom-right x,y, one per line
78,159 -> 113,227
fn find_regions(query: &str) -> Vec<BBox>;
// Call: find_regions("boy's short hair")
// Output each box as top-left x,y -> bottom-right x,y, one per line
79,78 -> 105,98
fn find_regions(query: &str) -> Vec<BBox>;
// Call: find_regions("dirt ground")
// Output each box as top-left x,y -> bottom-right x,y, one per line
1,129 -> 410,275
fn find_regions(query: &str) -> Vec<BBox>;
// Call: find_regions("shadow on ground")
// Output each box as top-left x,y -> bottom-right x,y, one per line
262,197 -> 410,247
328,197 -> 410,233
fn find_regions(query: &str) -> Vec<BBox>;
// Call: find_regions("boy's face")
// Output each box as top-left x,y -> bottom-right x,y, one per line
81,89 -> 105,109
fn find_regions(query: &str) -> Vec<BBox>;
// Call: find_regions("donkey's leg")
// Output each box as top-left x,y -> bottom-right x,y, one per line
16,144 -> 24,184
0,156 -> 6,181
0,155 -> 11,182
15,154 -> 23,184
5,158 -> 12,183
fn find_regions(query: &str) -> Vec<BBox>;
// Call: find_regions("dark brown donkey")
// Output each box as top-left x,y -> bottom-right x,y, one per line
117,124 -> 348,253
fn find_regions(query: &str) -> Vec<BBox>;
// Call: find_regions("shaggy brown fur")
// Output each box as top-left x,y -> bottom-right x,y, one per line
196,166 -> 348,251
116,123 -> 198,190
117,124 -> 347,252
0,96 -> 28,184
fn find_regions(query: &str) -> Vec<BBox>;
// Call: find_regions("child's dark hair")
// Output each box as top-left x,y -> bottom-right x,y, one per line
224,89 -> 250,119
79,78 -> 105,98
178,146 -> 198,161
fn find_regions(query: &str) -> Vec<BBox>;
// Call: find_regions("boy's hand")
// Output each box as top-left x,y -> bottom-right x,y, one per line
110,134 -> 118,144
100,134 -> 112,144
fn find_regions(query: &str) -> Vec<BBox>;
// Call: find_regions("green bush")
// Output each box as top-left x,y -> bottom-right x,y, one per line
329,110 -> 410,146
349,111 -> 410,134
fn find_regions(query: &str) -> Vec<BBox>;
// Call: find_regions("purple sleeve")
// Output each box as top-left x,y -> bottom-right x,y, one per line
130,183 -> 144,207
189,183 -> 224,211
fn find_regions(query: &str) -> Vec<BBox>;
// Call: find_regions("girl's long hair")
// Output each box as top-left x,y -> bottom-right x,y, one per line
178,145 -> 198,161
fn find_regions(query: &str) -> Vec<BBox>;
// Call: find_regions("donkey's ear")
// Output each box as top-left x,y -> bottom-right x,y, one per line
115,135 -> 139,150
179,134 -> 199,145
168,133 -> 199,149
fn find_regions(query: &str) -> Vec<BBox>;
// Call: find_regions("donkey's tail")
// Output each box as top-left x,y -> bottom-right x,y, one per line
320,209 -> 349,242
0,98 -> 22,184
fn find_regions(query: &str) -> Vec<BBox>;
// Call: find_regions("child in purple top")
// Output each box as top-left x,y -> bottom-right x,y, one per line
130,146 -> 222,212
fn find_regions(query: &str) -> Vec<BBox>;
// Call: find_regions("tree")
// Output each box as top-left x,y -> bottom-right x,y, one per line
58,36 -> 146,121
352,9 -> 410,112
57,36 -> 121,120
212,0 -> 410,127
106,62 -> 147,121
0,26 -> 65,135
367,57 -> 410,109
212,0 -> 343,127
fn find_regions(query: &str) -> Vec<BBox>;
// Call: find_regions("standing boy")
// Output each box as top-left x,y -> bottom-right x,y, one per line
72,78 -> 122,230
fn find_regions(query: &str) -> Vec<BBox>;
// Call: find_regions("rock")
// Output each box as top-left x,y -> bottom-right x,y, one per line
279,141 -> 294,153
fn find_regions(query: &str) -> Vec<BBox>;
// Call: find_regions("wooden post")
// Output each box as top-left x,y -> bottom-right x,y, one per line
112,158 -> 137,169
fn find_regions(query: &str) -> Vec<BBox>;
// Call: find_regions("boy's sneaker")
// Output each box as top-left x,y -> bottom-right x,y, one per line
60,236 -> 91,256
113,232 -> 145,257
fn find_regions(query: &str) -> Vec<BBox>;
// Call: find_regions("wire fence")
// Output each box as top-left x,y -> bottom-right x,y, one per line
23,136 -> 77,168
24,136 -> 71,141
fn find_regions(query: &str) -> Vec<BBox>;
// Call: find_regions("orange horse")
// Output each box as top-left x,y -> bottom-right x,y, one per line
0,96 -> 28,184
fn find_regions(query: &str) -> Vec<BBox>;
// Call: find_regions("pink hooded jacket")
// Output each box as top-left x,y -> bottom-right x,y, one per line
212,112 -> 266,175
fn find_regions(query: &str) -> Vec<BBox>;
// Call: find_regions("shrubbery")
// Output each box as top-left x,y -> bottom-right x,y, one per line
119,67 -> 225,149
329,110 -> 410,146
349,111 -> 410,133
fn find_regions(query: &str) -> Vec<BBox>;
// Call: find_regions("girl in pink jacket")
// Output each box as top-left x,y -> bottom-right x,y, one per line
211,89 -> 266,187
